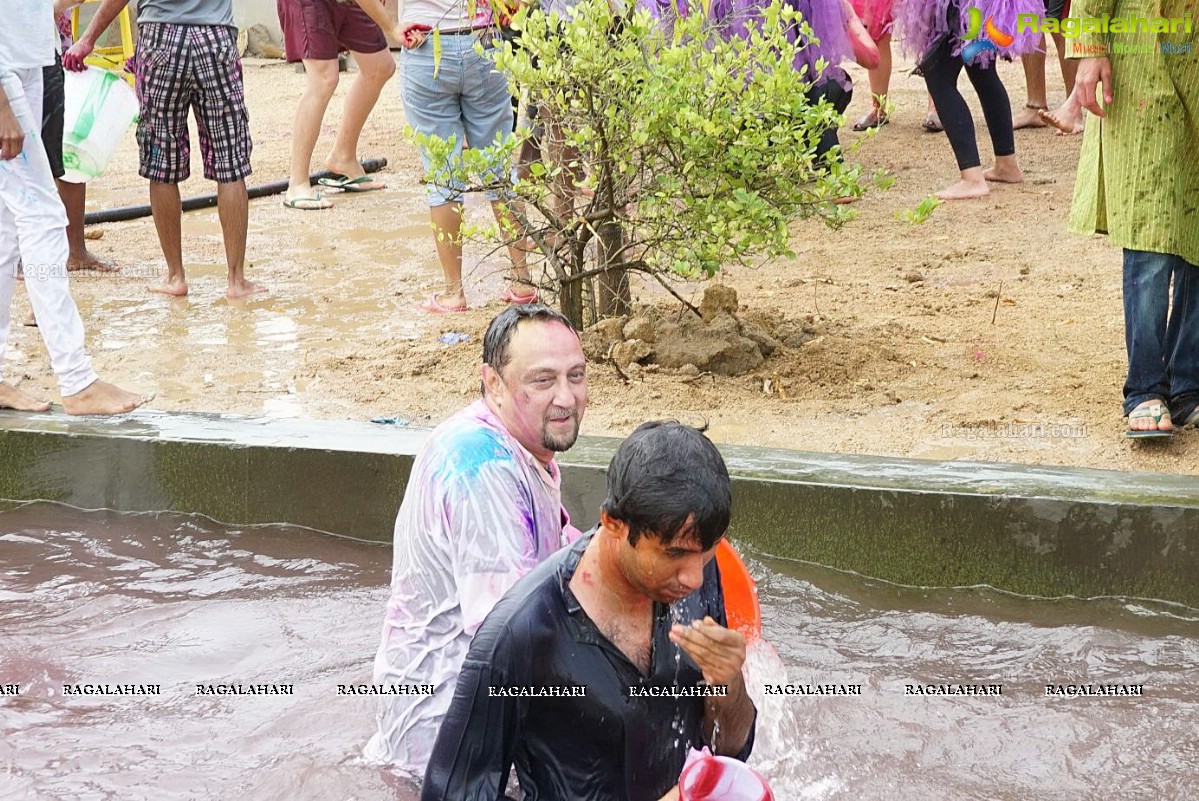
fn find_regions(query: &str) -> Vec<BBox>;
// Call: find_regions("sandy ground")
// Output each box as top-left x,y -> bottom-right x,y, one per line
9,46 -> 1199,476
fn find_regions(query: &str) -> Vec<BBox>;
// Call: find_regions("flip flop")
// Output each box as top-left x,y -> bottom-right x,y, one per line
283,194 -> 333,210
500,286 -> 539,304
421,293 -> 469,314
1178,408 -> 1199,429
1125,400 -> 1173,439
317,174 -> 385,193
922,114 -> 944,133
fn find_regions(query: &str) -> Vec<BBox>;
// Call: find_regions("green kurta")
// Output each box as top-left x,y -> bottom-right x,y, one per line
1068,0 -> 1199,265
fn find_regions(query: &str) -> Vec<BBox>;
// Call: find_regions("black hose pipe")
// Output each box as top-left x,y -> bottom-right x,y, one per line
83,157 -> 389,225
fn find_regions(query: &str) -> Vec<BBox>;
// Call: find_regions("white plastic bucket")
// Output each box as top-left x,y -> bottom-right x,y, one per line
679,754 -> 774,801
61,66 -> 139,184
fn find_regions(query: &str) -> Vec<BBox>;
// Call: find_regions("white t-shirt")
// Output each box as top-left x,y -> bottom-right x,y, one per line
0,0 -> 57,71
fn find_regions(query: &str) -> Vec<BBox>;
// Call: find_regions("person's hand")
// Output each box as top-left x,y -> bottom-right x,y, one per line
394,22 -> 431,49
1076,56 -> 1113,118
669,616 -> 746,688
63,38 -> 95,72
656,786 -> 680,801
0,105 -> 23,160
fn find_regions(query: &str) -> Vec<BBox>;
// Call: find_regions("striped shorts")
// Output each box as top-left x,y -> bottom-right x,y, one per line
135,23 -> 252,184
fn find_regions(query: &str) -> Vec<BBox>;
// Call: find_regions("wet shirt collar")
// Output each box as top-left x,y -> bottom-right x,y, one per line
472,398 -> 562,491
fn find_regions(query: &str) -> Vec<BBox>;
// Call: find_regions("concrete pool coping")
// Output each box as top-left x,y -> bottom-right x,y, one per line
2,410 -> 1197,607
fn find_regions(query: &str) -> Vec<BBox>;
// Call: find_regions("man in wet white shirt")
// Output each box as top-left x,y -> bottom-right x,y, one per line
365,304 -> 588,774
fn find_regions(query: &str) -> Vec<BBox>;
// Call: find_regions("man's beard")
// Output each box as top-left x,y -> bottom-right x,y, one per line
541,411 -> 580,452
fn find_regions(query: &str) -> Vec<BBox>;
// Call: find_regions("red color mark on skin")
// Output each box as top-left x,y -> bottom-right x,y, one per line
581,570 -> 592,584
687,758 -> 723,799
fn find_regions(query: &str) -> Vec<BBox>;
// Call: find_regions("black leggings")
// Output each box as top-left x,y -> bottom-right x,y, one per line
919,6 -> 1015,171
807,72 -> 853,165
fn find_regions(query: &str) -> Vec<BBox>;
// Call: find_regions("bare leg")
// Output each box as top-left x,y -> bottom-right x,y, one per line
61,379 -> 152,415
1014,37 -> 1049,129
0,381 -> 51,411
936,166 -> 990,200
216,179 -> 264,299
853,34 -> 892,129
57,180 -> 117,271
492,200 -> 535,297
925,96 -> 942,131
1054,33 -> 1078,95
324,49 -> 394,187
983,154 -> 1024,184
1039,33 -> 1085,135
429,202 -> 466,309
286,58 -> 339,206
148,181 -> 187,296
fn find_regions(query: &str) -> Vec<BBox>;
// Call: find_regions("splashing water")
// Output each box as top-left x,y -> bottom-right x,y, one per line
742,640 -> 843,799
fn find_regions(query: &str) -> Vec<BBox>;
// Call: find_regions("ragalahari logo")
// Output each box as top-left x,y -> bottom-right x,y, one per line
962,7 -> 1014,64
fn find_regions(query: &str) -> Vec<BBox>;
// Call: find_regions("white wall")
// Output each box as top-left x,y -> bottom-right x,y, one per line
233,0 -> 284,39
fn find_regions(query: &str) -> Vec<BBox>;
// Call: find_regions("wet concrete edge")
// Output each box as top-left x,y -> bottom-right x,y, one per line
1,410 -> 1196,606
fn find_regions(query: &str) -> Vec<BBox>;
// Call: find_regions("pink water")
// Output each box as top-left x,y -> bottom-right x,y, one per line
2,503 -> 1197,800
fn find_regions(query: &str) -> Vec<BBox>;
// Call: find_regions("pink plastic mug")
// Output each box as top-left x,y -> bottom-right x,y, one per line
678,753 -> 774,801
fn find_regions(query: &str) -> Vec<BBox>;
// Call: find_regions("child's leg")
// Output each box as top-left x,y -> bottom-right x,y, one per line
810,73 -> 853,164
964,60 -> 1023,184
921,38 -> 988,198
853,34 -> 891,129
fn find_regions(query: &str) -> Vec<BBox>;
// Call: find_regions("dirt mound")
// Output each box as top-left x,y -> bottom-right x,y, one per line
586,286 -> 800,377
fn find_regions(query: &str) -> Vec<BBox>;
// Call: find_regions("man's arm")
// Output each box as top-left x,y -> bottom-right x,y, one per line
62,0 -> 131,71
670,617 -> 756,758
352,0 -> 393,34
352,0 -> 429,49
0,84 -> 25,161
1064,0 -> 1115,116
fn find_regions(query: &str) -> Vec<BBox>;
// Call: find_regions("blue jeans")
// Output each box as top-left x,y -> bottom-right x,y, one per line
400,34 -> 513,206
1122,249 -> 1199,419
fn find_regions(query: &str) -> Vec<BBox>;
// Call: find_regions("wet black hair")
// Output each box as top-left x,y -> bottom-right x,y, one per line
482,304 -> 578,378
601,421 -> 731,550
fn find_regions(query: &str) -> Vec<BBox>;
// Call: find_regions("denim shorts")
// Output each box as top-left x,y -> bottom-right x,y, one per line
400,33 -> 513,206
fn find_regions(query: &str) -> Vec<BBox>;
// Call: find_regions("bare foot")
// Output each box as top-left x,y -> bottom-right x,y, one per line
1013,104 -> 1049,130
60,380 -> 153,416
0,381 -> 52,412
149,276 -> 189,296
1127,399 -> 1173,433
936,179 -> 990,200
1038,107 -> 1084,136
67,250 -> 119,272
323,158 -> 385,190
984,164 -> 1024,184
227,279 -> 268,300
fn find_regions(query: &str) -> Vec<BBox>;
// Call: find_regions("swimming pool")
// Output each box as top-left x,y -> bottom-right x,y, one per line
2,503 -> 1196,799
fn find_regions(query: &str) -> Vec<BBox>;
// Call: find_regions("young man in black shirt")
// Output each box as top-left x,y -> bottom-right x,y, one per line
422,421 -> 757,801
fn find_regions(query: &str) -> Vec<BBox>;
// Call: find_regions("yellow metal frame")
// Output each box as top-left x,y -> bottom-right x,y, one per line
70,2 -> 136,86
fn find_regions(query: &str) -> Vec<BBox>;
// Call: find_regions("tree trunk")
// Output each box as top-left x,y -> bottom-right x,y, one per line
596,219 -> 630,319
559,274 -> 586,330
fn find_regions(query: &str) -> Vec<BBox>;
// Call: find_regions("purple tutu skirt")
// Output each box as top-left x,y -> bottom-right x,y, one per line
893,0 -> 1044,65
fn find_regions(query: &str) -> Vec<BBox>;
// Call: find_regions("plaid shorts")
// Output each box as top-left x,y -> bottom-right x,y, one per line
135,23 -> 252,184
